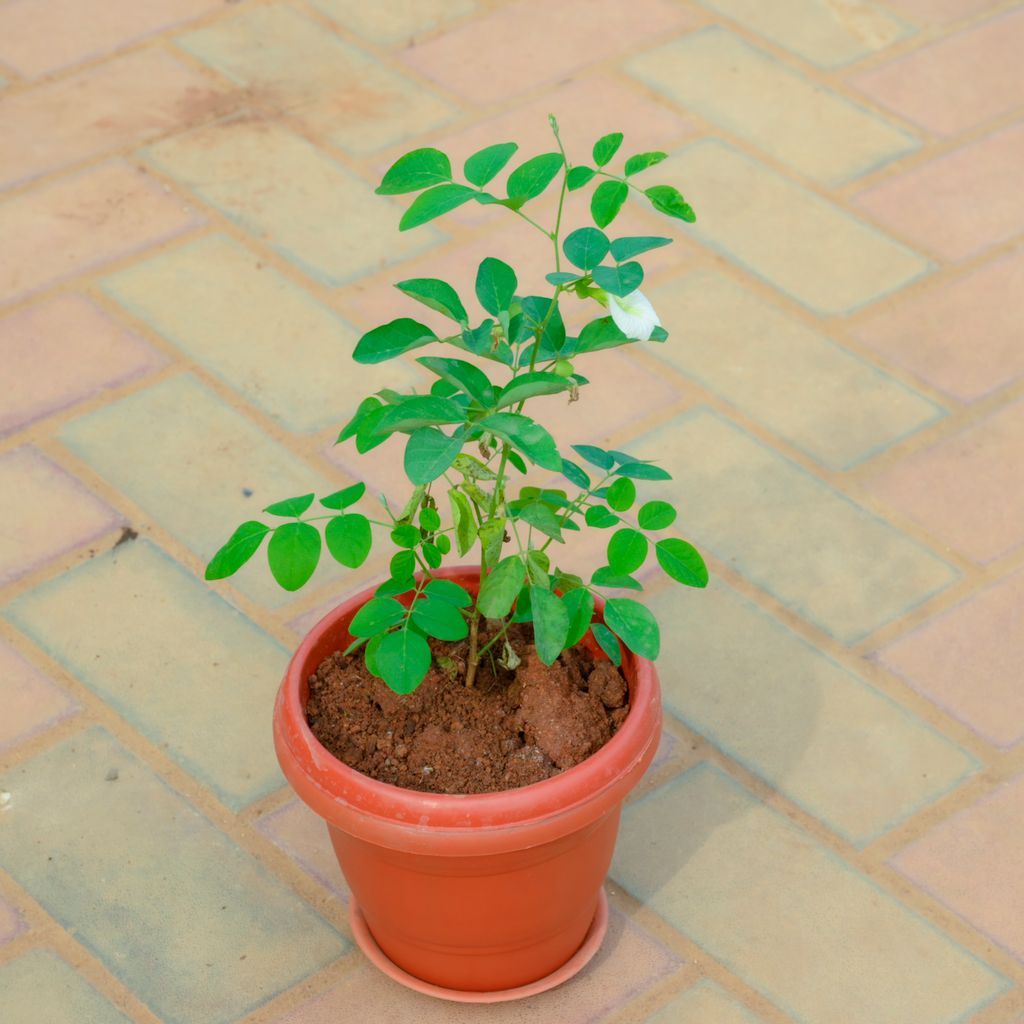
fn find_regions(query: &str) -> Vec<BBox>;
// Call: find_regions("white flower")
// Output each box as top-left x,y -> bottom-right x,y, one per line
606,290 -> 661,341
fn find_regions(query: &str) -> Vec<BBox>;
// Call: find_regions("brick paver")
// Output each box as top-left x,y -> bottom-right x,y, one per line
1,2 -> 1022,1022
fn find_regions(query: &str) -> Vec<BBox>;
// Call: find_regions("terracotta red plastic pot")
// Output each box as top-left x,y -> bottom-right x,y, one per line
273,567 -> 662,999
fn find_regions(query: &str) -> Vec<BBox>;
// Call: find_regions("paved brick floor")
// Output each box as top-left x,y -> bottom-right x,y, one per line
1,1 -> 1022,1022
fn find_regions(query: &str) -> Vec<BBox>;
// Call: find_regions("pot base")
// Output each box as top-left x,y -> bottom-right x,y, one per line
348,889 -> 610,1003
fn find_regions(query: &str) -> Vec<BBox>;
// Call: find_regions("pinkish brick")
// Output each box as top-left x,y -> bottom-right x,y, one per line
0,0 -> 222,77
855,123 -> 1024,262
402,0 -> 689,105
0,294 -> 166,435
0,639 -> 79,752
891,774 -> 1024,960
877,569 -> 1024,748
867,399 -> 1024,564
850,246 -> 1024,402
852,9 -> 1024,136
0,161 -> 202,305
0,447 -> 121,584
0,49 -> 227,190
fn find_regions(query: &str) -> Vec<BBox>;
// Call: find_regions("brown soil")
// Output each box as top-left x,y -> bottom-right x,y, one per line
305,624 -> 630,795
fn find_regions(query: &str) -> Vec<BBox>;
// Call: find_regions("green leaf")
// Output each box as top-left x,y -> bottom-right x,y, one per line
400,183 -> 477,230
424,579 -> 473,607
531,587 -> 570,666
572,444 -> 614,471
609,235 -> 671,261
459,318 -> 513,365
591,180 -> 628,229
656,538 -> 709,588
593,132 -> 624,167
453,453 -> 497,480
475,257 -> 518,316
205,521 -> 269,580
567,165 -> 596,191
507,450 -> 528,474
616,461 -> 672,481
355,405 -> 390,453
354,318 -> 437,364
604,597 -> 659,659
420,506 -> 441,532
645,185 -> 696,223
606,477 -> 636,512
464,142 -> 518,186
411,594 -> 468,641
517,295 -> 566,356
563,227 -> 610,271
349,596 -> 407,638
525,548 -> 550,588
591,262 -> 643,298
448,489 -> 477,557
496,371 -> 570,409
585,505 -> 620,529
478,555 -> 526,618
624,151 -> 667,176
515,501 -> 563,542
560,458 -> 590,489
376,628 -> 431,694
267,522 -> 321,591
575,316 -> 630,354
592,622 -> 622,666
391,524 -> 421,548
263,493 -> 314,518
416,356 -> 495,408
375,395 -> 465,434
337,397 -> 381,443
478,413 -> 561,472
562,588 -> 594,648
325,513 -> 372,568
607,528 -> 649,575
591,566 -> 643,590
479,517 -> 505,567
511,586 -> 533,623
546,272 -> 579,286
390,550 -> 416,579
321,482 -> 366,510
376,147 -> 452,194
434,534 -> 451,555
638,500 -> 677,530
376,575 -> 415,598
506,152 -> 564,200
404,427 -> 464,485
395,278 -> 468,324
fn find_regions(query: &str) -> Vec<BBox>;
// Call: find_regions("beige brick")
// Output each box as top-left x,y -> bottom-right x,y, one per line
660,140 -> 931,315
144,121 -> 432,287
650,576 -> 975,844
614,765 -> 1006,1024
694,0 -> 909,68
628,29 -> 917,185
647,268 -> 942,468
101,234 -> 422,433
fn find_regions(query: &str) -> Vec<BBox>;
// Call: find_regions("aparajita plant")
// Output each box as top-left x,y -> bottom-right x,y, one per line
206,117 -> 708,693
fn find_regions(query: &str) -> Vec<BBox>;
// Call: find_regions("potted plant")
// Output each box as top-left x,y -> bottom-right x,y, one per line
206,116 -> 707,1001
